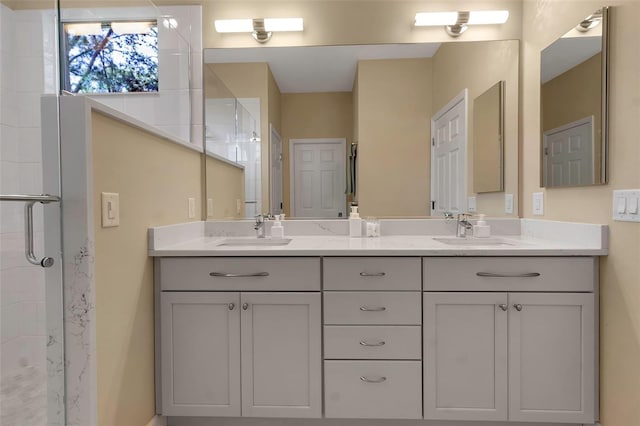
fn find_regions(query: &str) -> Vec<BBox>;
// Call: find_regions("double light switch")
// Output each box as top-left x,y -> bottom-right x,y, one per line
613,190 -> 640,222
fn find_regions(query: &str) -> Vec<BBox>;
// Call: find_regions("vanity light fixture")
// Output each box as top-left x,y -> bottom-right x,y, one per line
214,18 -> 304,43
414,10 -> 509,37
64,23 -> 102,36
576,9 -> 602,32
110,21 -> 154,35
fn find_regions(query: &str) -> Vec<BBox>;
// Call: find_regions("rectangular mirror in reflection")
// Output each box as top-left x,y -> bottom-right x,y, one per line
540,7 -> 609,188
473,81 -> 504,193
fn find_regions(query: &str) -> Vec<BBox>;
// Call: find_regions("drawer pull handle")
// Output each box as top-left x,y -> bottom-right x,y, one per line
359,272 -> 386,277
360,306 -> 386,312
359,340 -> 386,347
513,304 -> 523,311
476,272 -> 540,278
228,303 -> 235,311
242,303 -> 249,310
210,272 -> 270,278
360,376 -> 387,383
498,304 -> 508,311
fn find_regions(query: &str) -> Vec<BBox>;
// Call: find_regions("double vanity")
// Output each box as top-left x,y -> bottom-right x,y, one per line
150,218 -> 606,425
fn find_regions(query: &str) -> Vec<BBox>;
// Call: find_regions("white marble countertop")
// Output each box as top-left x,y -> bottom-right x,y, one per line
148,234 -> 607,257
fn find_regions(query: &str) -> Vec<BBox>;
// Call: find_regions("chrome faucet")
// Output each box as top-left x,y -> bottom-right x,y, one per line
456,213 -> 473,238
254,214 -> 266,238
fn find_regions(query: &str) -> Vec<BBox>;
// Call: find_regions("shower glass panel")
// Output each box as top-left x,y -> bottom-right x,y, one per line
0,0 -> 65,425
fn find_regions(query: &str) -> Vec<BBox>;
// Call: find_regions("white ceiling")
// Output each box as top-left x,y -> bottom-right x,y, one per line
204,43 -> 441,93
541,34 -> 602,83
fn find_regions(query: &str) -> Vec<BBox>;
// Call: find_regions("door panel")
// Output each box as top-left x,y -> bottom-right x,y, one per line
544,117 -> 594,186
160,292 -> 241,416
424,292 -> 508,421
241,292 -> 322,418
508,292 -> 595,423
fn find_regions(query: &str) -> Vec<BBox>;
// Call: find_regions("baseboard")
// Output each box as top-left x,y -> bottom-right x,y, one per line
146,415 -> 167,426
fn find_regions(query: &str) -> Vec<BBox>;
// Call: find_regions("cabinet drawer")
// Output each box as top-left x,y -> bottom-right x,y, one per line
324,292 -> 421,325
423,257 -> 596,292
324,326 -> 421,359
324,360 -> 422,419
324,257 -> 421,290
158,257 -> 320,291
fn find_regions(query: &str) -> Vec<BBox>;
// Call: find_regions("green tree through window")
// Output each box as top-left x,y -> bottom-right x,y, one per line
65,22 -> 158,93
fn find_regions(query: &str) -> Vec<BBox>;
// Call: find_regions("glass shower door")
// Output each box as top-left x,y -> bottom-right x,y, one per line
0,1 -> 65,425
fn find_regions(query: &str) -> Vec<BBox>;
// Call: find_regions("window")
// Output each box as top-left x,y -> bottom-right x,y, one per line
62,21 -> 158,94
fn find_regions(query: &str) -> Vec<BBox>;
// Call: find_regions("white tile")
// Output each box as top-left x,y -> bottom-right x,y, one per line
19,268 -> 45,303
155,91 -> 190,126
1,303 -> 23,343
17,127 -> 42,164
190,50 -> 203,90
0,233 -> 25,270
1,337 -> 27,376
0,161 -> 20,192
16,93 -> 42,128
89,95 -> 126,112
158,49 -> 190,91
21,302 -> 38,336
22,335 -> 47,367
15,56 -> 44,93
0,202 -> 22,234
190,124 -> 203,147
122,96 -> 157,125
190,89 -> 203,125
1,88 -> 17,126
1,125 -> 19,162
18,163 -> 43,194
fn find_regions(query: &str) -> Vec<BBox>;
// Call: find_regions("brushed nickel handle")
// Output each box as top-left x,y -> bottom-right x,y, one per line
228,303 -> 235,311
498,304 -> 508,311
360,306 -> 386,312
242,303 -> 249,310
360,376 -> 387,383
513,304 -> 523,311
359,272 -> 386,277
359,340 -> 386,347
476,272 -> 541,278
210,272 -> 270,278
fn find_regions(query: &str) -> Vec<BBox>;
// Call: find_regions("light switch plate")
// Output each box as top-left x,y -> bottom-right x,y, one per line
467,196 -> 477,212
505,193 -> 514,214
188,198 -> 196,219
532,192 -> 544,216
101,192 -> 119,228
613,189 -> 640,222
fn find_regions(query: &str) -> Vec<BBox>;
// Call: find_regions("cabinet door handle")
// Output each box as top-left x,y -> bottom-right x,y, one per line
210,272 -> 270,278
242,303 -> 249,310
360,306 -> 386,312
359,272 -> 386,277
359,340 -> 386,347
228,303 -> 235,311
476,272 -> 541,278
360,376 -> 387,383
513,304 -> 523,311
498,304 -> 508,311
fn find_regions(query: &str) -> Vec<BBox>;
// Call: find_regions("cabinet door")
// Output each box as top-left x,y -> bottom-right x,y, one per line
509,292 -> 595,423
241,292 -> 322,418
160,292 -> 240,416
423,292 -> 508,421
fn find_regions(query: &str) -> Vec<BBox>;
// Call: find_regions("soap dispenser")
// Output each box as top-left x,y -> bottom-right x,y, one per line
271,214 -> 285,239
349,205 -> 362,237
473,214 -> 491,238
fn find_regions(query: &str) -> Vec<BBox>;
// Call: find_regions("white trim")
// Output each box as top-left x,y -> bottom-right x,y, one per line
289,138 -> 347,218
430,89 -> 468,216
145,415 -> 167,426
269,123 -> 283,214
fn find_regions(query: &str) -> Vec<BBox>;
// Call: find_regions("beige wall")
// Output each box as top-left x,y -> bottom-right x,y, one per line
542,52 -> 602,179
356,58 -> 432,217
91,111 -> 202,426
522,2 -> 640,425
280,92 -> 353,216
203,1 -> 522,49
432,40 -> 519,217
205,155 -> 245,219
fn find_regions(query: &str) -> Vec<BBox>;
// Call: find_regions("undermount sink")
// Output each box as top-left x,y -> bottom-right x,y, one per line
433,237 -> 515,246
217,238 -> 292,247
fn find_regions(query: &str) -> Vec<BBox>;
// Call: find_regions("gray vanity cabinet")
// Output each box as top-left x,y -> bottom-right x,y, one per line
423,257 -> 597,424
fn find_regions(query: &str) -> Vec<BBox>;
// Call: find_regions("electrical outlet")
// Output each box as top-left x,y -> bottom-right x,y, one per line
532,192 -> 544,216
467,196 -> 477,212
207,198 -> 214,217
505,193 -> 514,214
101,192 -> 119,228
188,198 -> 196,219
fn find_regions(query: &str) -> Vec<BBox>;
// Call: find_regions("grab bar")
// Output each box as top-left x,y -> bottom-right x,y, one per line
0,194 -> 60,267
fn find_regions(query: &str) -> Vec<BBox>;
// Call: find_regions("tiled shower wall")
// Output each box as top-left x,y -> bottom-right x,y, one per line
0,4 -> 57,424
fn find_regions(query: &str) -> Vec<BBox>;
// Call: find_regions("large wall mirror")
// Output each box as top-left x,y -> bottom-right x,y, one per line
204,39 -> 519,219
540,7 -> 610,188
